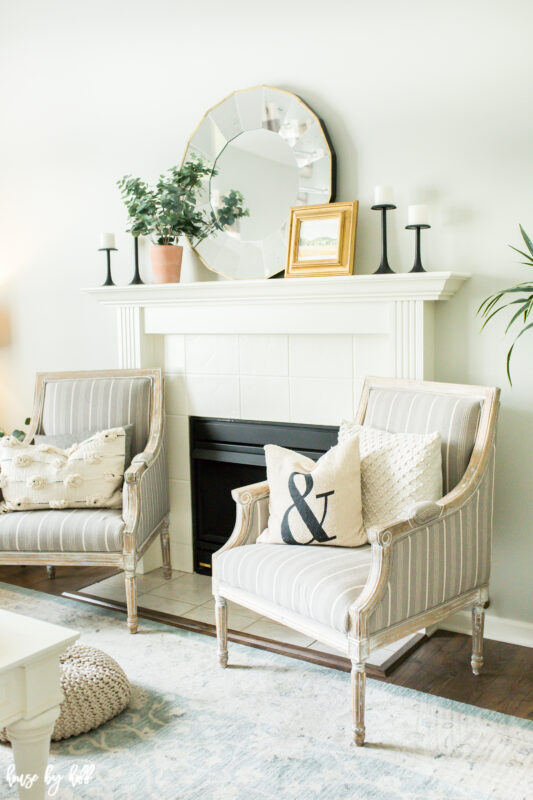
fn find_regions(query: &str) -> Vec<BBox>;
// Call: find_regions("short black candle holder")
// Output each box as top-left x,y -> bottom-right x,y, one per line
371,203 -> 396,274
405,223 -> 431,273
130,237 -> 144,285
98,247 -> 118,286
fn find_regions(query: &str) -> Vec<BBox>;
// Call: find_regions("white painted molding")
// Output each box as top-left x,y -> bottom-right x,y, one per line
440,609 -> 533,649
84,271 -> 469,307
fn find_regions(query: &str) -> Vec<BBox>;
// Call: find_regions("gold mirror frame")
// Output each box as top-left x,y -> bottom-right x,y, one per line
181,85 -> 336,280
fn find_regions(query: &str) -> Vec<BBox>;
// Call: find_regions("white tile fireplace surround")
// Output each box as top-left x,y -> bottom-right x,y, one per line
86,272 -> 468,572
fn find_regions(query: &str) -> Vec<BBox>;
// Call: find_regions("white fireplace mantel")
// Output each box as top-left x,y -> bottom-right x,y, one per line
84,272 -> 469,379
85,272 -> 467,307
84,272 -> 469,573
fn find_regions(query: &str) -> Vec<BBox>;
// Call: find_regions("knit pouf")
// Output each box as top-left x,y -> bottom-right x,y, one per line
1,645 -> 131,742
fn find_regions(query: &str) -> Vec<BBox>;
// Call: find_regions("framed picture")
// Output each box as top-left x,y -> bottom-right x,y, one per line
285,201 -> 358,278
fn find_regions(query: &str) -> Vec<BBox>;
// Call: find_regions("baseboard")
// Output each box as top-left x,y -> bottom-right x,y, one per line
439,609 -> 533,649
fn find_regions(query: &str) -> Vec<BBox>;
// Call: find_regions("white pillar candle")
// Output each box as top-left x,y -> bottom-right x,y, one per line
99,232 -> 116,249
407,205 -> 429,226
374,186 -> 393,206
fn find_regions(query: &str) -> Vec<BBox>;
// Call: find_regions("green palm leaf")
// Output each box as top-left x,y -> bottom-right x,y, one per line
478,225 -> 533,384
520,225 -> 533,259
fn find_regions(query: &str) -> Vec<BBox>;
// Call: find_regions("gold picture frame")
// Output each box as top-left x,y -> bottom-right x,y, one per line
285,201 -> 358,278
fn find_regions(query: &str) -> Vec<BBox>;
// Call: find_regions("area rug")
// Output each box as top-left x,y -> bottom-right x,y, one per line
0,583 -> 531,800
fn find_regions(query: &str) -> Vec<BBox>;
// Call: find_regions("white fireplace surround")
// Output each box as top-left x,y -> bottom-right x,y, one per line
85,272 -> 468,573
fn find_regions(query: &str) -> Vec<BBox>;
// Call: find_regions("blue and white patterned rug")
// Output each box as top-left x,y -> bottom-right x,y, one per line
0,582 -> 531,800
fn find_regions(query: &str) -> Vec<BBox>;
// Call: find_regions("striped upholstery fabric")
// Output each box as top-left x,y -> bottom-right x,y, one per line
39,377 -> 152,459
215,543 -> 372,633
367,447 -> 496,636
125,436 -> 170,548
364,388 -> 482,494
0,509 -> 124,553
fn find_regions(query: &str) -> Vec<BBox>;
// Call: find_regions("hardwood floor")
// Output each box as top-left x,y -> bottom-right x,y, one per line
1,565 -> 531,721
0,564 -> 118,597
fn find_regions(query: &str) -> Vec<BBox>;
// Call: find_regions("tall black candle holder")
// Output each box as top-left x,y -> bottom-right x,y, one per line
98,247 -> 117,286
130,236 -> 144,285
371,203 -> 396,274
405,223 -> 430,273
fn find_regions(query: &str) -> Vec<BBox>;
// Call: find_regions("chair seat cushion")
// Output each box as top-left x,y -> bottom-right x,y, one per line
214,543 -> 372,633
0,508 -> 125,552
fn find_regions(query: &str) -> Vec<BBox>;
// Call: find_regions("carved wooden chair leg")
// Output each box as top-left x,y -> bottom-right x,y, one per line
46,566 -> 56,579
351,660 -> 366,747
124,557 -> 138,634
471,604 -> 485,675
215,596 -> 228,668
160,517 -> 172,580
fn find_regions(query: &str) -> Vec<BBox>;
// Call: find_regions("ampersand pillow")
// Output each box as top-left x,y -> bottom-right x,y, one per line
257,437 -> 366,547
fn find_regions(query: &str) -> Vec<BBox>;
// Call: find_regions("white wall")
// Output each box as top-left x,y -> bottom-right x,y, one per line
1,0 -> 532,634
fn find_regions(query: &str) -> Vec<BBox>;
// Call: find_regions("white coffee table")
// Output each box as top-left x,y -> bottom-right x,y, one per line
0,609 -> 78,799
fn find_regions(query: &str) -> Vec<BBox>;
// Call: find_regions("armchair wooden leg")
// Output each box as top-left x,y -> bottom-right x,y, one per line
215,596 -> 228,668
124,561 -> 138,635
471,604 -> 485,675
351,660 -> 366,747
160,517 -> 172,580
46,566 -> 56,579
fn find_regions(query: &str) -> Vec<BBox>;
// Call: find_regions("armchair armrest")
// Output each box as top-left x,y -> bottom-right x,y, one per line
123,437 -> 170,552
351,444 -> 496,644
124,447 -> 158,484
213,480 -> 270,562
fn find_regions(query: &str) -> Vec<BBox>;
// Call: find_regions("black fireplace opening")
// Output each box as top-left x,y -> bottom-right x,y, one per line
189,416 -> 338,575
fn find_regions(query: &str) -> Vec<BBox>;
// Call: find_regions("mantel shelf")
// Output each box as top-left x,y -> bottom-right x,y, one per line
83,272 -> 469,307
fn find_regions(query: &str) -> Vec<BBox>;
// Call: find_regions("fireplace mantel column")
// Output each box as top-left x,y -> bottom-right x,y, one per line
116,306 -> 163,370
392,299 -> 434,380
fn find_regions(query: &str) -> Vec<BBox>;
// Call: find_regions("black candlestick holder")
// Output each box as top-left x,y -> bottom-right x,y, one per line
405,223 -> 430,273
98,247 -> 117,286
130,237 -> 144,285
371,203 -> 396,274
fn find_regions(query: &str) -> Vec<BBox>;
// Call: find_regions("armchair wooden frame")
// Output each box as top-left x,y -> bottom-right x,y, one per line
213,377 -> 500,746
0,368 -> 171,634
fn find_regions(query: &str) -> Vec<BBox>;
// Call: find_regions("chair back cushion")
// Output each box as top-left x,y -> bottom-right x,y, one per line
39,376 -> 152,458
363,387 -> 482,494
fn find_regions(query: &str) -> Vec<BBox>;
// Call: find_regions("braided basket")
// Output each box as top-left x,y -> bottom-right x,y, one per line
1,645 -> 131,742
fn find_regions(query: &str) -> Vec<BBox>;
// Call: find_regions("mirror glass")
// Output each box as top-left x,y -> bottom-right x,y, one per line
182,86 -> 335,280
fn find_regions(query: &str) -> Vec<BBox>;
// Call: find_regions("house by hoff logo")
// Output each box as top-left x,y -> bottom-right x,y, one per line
281,471 -> 335,545
5,763 -> 95,797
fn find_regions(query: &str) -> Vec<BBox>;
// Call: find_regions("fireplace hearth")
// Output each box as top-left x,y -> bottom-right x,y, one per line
189,416 -> 338,574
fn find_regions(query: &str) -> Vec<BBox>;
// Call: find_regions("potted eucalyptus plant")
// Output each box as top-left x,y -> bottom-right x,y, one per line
117,157 -> 248,283
478,225 -> 533,384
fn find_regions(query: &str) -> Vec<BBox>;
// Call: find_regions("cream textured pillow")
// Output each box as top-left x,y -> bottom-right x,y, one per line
258,436 -> 366,547
0,428 -> 127,512
338,422 -> 442,531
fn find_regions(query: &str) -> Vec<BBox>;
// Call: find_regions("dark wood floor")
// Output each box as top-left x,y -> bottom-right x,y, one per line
1,565 -> 531,721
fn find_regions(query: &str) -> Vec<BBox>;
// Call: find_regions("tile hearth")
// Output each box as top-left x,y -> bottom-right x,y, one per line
80,568 -> 416,665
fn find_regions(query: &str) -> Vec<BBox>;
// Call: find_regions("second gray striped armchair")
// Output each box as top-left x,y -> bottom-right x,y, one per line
0,369 -> 170,633
212,377 -> 500,746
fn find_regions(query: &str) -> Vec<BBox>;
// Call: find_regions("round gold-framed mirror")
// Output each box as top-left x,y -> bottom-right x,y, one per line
182,85 -> 335,280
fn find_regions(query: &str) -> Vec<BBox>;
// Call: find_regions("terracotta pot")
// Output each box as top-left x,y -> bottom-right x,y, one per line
150,245 -> 183,283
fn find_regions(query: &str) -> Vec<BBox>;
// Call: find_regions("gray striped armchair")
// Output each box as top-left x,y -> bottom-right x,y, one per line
212,377 -> 500,746
0,369 -> 170,633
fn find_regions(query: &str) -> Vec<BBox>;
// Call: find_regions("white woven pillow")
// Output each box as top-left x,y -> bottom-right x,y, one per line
258,436 -> 366,547
0,428 -> 127,512
338,422 -> 442,532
